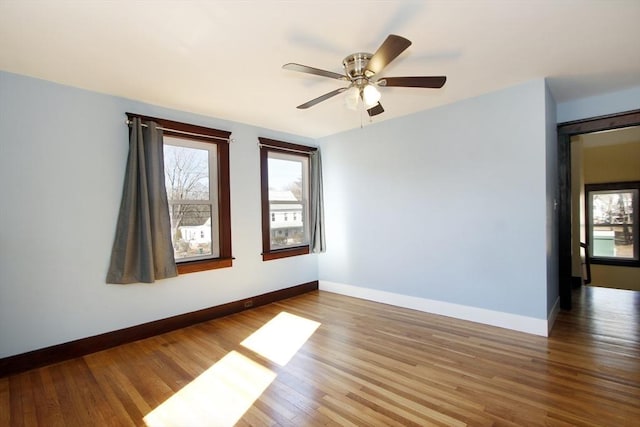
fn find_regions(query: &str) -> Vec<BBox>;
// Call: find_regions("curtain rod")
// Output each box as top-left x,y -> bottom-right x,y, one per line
126,120 -> 233,143
257,143 -> 316,155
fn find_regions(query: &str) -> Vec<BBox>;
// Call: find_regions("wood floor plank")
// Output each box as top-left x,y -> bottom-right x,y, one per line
2,285 -> 639,425
14,370 -> 37,427
0,377 -> 10,426
32,368 -> 66,427
82,353 -> 138,427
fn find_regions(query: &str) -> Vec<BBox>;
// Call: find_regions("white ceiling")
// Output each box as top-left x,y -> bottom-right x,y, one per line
1,0 -> 639,138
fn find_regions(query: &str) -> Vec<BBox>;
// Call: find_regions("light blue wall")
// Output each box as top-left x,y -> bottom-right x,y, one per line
545,80 -> 559,316
0,71 -> 318,358
557,84 -> 640,123
318,79 -> 550,319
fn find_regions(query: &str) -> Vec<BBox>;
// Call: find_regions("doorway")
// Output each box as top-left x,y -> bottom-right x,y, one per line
557,109 -> 640,310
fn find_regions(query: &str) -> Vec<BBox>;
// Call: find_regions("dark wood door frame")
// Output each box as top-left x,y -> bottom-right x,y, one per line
557,109 -> 640,310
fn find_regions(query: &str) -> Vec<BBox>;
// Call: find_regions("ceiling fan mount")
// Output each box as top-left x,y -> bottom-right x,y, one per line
343,52 -> 373,79
283,35 -> 447,117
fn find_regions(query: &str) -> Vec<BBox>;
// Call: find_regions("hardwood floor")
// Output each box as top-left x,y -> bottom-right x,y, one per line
2,286 -> 639,426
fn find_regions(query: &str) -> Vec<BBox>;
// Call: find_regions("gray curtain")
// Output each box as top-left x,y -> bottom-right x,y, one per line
309,149 -> 326,253
106,118 -> 178,284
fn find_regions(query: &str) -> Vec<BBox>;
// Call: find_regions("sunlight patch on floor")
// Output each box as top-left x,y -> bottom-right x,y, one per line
143,351 -> 276,427
241,311 -> 321,366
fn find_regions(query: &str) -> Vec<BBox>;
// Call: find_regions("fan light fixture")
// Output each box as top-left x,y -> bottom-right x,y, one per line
344,83 -> 380,110
362,84 -> 381,108
345,86 -> 360,110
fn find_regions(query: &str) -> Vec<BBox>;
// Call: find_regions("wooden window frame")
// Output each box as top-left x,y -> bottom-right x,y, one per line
585,181 -> 639,267
259,137 -> 316,261
127,113 -> 233,274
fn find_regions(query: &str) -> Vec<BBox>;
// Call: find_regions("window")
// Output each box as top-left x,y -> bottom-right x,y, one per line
586,182 -> 639,267
165,136 -> 218,261
126,113 -> 232,274
259,137 -> 314,261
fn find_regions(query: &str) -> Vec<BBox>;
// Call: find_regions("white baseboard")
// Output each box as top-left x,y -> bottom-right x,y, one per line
547,296 -> 560,334
319,280 -> 551,337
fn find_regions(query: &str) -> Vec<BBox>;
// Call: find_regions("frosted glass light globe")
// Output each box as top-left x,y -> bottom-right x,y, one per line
362,84 -> 381,108
345,86 -> 360,110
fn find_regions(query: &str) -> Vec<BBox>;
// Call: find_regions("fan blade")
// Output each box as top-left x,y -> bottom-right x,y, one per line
297,87 -> 348,109
365,34 -> 412,77
283,63 -> 348,81
367,102 -> 384,117
378,76 -> 447,88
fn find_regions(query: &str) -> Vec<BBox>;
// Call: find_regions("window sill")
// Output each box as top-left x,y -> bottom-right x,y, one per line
262,246 -> 309,261
177,257 -> 233,274
590,257 -> 639,268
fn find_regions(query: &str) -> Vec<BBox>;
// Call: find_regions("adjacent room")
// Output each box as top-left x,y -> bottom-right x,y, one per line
1,1 -> 639,425
570,126 -> 640,291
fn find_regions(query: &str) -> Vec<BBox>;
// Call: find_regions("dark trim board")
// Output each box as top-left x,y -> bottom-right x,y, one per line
571,276 -> 583,289
0,281 -> 318,378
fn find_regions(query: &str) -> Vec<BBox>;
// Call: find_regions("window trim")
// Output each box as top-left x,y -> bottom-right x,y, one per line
259,137 -> 316,261
127,113 -> 233,273
585,181 -> 639,268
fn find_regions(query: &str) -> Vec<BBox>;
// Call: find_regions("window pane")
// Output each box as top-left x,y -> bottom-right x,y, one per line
164,137 -> 220,263
164,144 -> 210,200
590,190 -> 635,259
268,158 -> 302,197
268,155 -> 308,250
169,204 -> 219,260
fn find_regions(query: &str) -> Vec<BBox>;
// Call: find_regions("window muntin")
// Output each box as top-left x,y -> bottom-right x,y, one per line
164,136 -> 219,262
259,138 -> 315,261
586,182 -> 639,266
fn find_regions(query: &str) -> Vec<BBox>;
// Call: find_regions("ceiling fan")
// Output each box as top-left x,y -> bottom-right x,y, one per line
283,34 -> 446,117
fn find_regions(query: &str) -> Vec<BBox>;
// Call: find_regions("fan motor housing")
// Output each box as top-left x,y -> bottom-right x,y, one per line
343,52 -> 372,79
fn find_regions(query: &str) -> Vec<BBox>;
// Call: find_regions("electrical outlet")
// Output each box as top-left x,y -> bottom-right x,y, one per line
244,300 -> 253,308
